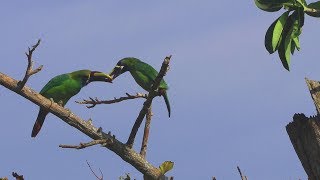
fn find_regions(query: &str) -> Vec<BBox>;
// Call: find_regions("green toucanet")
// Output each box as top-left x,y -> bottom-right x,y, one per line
31,70 -> 112,137
110,57 -> 171,117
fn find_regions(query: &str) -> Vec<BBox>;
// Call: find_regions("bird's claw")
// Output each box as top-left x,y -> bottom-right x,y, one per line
57,100 -> 64,106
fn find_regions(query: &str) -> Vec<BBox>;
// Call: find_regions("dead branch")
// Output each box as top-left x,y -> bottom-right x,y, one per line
86,160 -> 103,180
305,78 -> 320,114
126,55 -> 171,148
17,39 -> 43,89
237,166 -> 247,180
59,139 -> 111,149
76,93 -> 147,108
286,78 -> 320,179
140,106 -> 153,158
12,172 -> 24,180
0,72 -> 163,179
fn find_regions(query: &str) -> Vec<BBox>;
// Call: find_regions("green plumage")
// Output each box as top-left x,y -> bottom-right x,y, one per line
111,57 -> 171,117
32,70 -> 111,137
39,70 -> 89,105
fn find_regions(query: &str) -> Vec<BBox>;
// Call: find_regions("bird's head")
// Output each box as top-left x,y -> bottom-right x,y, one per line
109,58 -> 140,79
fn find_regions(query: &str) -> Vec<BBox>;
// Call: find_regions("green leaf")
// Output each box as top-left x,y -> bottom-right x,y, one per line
306,1 -> 320,17
291,38 -> 296,54
278,10 -> 303,70
277,13 -> 295,71
254,0 -> 283,12
278,34 -> 292,71
293,36 -> 300,50
265,11 -> 289,54
290,10 -> 303,53
159,161 -> 174,175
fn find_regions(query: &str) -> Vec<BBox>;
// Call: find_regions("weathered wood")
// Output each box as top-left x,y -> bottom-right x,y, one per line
305,78 -> 320,114
286,78 -> 320,180
286,114 -> 320,180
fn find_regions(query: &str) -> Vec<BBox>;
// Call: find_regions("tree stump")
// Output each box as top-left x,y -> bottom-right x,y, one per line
286,78 -> 320,179
286,114 -> 320,179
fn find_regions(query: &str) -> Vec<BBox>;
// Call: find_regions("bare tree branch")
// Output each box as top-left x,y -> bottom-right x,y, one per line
17,39 -> 43,89
0,72 -> 163,179
86,160 -> 103,180
59,139 -> 111,149
75,93 -> 147,108
0,41 -> 173,179
12,172 -> 24,180
126,55 -> 171,148
237,166 -> 247,180
140,106 -> 153,158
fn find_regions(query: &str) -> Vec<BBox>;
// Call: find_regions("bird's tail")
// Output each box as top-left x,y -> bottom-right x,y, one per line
163,91 -> 171,117
31,108 -> 49,138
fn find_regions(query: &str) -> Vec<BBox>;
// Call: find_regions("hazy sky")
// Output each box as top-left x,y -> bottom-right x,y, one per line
1,1 -> 318,179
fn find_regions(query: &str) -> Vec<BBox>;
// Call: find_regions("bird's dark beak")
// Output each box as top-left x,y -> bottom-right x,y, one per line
88,71 -> 113,84
109,65 -> 124,80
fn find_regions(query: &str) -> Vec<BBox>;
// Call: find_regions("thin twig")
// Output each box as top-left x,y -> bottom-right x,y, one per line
18,39 -> 43,89
140,106 -> 152,158
12,172 -> 24,180
126,55 -> 171,148
75,93 -> 147,108
59,139 -> 111,149
237,166 -> 247,180
86,160 -> 103,180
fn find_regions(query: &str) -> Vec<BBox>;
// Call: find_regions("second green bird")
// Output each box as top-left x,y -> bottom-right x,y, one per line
31,70 -> 112,137
110,57 -> 171,117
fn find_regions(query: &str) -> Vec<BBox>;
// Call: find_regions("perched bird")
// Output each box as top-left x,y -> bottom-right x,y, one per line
110,57 -> 171,117
31,70 -> 112,137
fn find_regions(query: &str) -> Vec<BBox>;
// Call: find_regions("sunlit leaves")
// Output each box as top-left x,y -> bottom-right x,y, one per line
255,0 -> 306,70
276,9 -> 304,70
265,11 -> 289,53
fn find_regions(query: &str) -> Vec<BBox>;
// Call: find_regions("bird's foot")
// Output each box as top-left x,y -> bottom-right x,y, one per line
57,100 -> 64,106
158,89 -> 165,96
47,98 -> 55,110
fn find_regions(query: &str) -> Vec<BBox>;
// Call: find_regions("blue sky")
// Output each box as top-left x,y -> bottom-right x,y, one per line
0,1 -> 318,179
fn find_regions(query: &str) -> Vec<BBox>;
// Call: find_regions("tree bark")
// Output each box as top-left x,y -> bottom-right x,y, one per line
286,78 -> 320,180
286,114 -> 320,180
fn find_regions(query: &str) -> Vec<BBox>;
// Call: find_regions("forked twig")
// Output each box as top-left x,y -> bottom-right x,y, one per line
59,139 -> 111,149
12,172 -> 24,180
18,39 -> 43,89
237,166 -> 247,180
76,93 -> 147,108
86,160 -> 103,180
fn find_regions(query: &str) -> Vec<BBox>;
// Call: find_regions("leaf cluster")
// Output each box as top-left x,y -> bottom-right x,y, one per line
255,0 -> 320,70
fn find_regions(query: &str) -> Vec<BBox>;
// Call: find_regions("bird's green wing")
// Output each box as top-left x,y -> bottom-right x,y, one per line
40,74 -> 70,95
133,61 -> 168,90
40,73 -> 83,106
